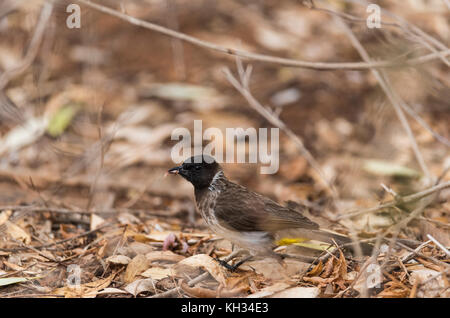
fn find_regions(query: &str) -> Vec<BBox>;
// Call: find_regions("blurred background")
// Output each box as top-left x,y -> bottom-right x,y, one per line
0,0 -> 448,297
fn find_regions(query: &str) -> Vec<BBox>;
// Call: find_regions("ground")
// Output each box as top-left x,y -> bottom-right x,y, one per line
0,0 -> 449,298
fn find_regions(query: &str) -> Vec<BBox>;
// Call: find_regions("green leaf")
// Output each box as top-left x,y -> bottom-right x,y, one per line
363,159 -> 421,178
46,104 -> 80,137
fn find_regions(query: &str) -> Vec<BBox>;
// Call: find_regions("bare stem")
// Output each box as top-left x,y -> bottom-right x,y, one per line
75,0 -> 449,71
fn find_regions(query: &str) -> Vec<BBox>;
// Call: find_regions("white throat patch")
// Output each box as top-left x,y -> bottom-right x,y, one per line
208,170 -> 224,191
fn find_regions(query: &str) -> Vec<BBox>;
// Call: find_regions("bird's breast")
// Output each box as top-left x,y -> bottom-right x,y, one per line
195,188 -> 219,227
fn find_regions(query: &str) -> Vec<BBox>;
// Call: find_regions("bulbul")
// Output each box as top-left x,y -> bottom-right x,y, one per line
169,155 -> 370,268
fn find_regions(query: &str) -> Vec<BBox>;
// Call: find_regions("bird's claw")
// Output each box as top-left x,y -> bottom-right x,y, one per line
214,257 -> 242,272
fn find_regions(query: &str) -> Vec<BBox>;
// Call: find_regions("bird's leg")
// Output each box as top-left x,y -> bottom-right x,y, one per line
215,248 -> 251,272
228,255 -> 254,271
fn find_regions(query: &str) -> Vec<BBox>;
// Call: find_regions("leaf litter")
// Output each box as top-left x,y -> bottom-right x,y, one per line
0,0 -> 449,298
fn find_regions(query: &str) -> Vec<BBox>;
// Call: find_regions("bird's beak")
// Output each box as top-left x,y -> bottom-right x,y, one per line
168,166 -> 182,175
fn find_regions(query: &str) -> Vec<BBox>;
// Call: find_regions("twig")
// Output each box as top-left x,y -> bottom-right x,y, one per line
165,0 -> 186,80
74,0 -> 450,71
400,102 -> 450,148
332,15 -> 432,183
0,204 -> 179,218
395,241 -> 450,269
401,240 -> 431,263
426,234 -> 450,257
0,2 -> 53,89
223,62 -> 337,196
0,167 -> 187,200
333,0 -> 450,66
0,224 -> 111,252
338,180 -> 450,220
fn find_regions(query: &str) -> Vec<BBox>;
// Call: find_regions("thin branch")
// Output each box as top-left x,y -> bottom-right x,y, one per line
0,224 -> 111,252
395,241 -> 450,269
427,234 -> 450,257
332,15 -> 432,183
334,0 -> 450,66
400,102 -> 450,148
0,205 -> 179,217
337,180 -> 450,220
223,61 -> 337,196
0,2 -> 53,89
75,0 -> 450,71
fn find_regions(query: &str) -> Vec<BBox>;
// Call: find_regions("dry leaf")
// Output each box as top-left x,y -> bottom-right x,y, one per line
124,278 -> 156,296
270,286 -> 320,298
307,261 -> 324,277
106,255 -> 131,265
0,210 -> 11,226
180,282 -> 248,298
145,230 -> 179,242
409,269 -> 448,298
97,288 -> 128,295
247,283 -> 291,298
90,214 -> 105,231
140,267 -> 172,280
146,250 -> 185,263
2,260 -> 24,271
4,221 -> 31,244
175,254 -> 227,286
124,254 -> 150,283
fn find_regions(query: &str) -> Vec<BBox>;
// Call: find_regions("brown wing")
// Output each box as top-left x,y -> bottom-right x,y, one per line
214,181 -> 319,233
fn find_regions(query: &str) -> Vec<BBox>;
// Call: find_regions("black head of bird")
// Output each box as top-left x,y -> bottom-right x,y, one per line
168,155 -> 220,189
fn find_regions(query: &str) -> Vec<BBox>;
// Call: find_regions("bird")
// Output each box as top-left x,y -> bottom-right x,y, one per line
168,155 -> 371,270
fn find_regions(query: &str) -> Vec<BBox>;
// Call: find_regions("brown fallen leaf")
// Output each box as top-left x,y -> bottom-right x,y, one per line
180,282 -> 248,298
320,256 -> 334,278
305,250 -> 351,291
241,258 -> 306,280
4,221 -> 31,244
0,210 -> 11,226
174,254 -> 227,287
247,282 -> 291,298
270,286 -> 320,298
140,267 -> 172,280
409,269 -> 449,298
377,281 -> 410,298
2,260 -> 25,271
97,288 -> 129,296
90,214 -> 105,231
302,276 -> 335,288
124,278 -> 156,296
146,250 -> 185,263
307,261 -> 323,277
106,255 -> 131,265
124,254 -> 150,283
